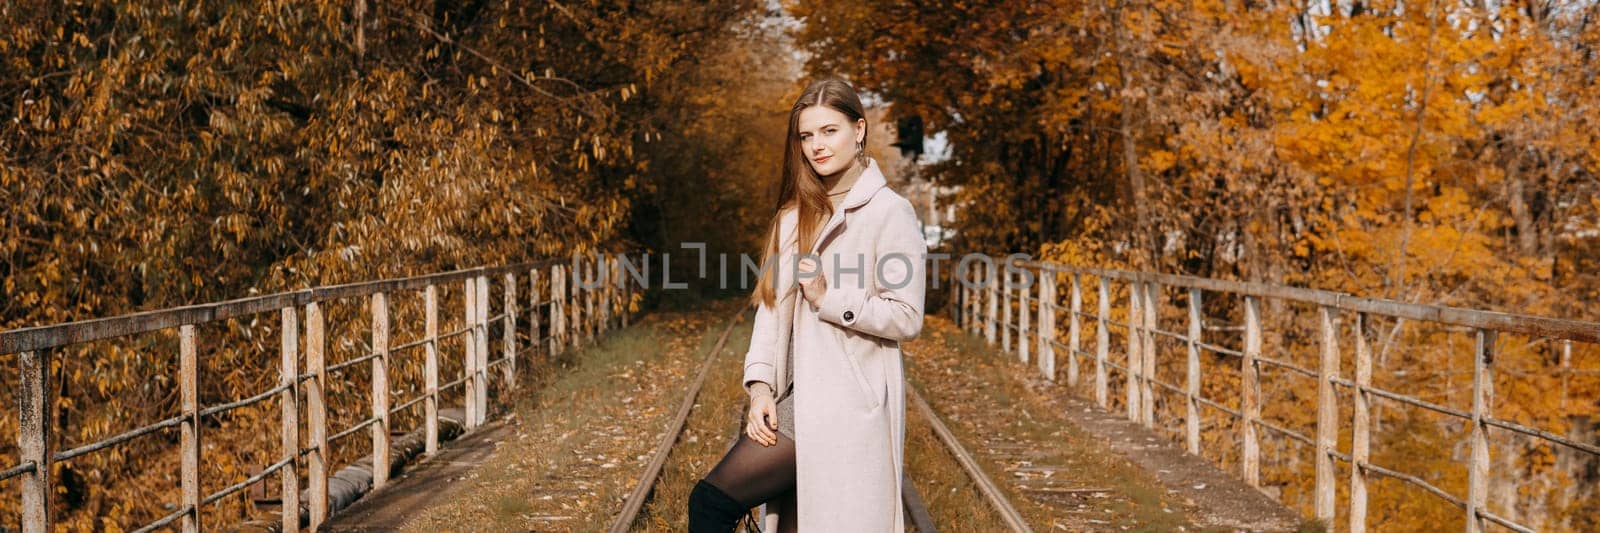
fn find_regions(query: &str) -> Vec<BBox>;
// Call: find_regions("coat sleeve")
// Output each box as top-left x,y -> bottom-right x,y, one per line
742,295 -> 779,390
816,196 -> 927,341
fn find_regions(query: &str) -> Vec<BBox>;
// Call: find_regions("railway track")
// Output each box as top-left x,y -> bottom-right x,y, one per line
908,379 -> 1033,533
607,312 -> 740,532
602,310 -> 1034,533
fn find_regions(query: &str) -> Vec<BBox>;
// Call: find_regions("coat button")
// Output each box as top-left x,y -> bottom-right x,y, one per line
843,310 -> 855,321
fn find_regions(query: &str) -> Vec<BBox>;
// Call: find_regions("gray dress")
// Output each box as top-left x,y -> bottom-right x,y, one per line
775,331 -> 796,439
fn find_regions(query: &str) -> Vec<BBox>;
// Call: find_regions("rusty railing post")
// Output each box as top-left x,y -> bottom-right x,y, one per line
371,292 -> 390,490
986,262 -> 998,345
530,269 -> 543,362
961,265 -> 972,334
585,255 -> 596,345
1038,267 -> 1055,380
180,324 -> 200,532
279,307 -> 300,532
1467,328 -> 1496,533
476,274 -> 489,425
1002,267 -> 1013,354
1020,267 -> 1032,364
1350,312 -> 1372,533
424,284 -> 440,455
1127,280 -> 1142,422
306,301 -> 329,529
620,256 -> 632,328
463,277 -> 479,429
1095,277 -> 1110,408
1068,273 -> 1082,387
561,263 -> 571,355
1241,295 -> 1262,487
1141,282 -> 1157,428
600,256 -> 612,334
962,266 -> 973,334
20,349 -> 51,533
952,262 -> 962,326
1316,305 -> 1339,523
1186,288 -> 1202,455
551,264 -> 565,357
504,272 -> 517,389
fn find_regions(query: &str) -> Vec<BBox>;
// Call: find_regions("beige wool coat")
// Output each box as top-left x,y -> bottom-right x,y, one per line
742,157 -> 927,532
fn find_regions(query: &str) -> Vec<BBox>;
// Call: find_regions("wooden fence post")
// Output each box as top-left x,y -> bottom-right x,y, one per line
568,256 -> 578,349
568,257 -> 579,348
974,262 -> 982,336
963,268 -> 973,334
562,263 -> 571,355
371,292 -> 390,490
962,268 -> 972,334
464,277 -> 479,429
1241,295 -> 1262,487
279,307 -> 300,532
951,265 -> 961,325
1126,281 -> 1142,422
568,256 -> 579,350
1068,274 -> 1082,387
1095,277 -> 1110,408
585,256 -> 597,345
584,256 -> 593,343
504,272 -> 517,389
620,256 -> 632,328
962,263 -> 970,333
1186,288 -> 1202,456
1038,269 -> 1055,380
600,256 -> 612,334
551,264 -> 565,357
1141,282 -> 1157,428
425,284 -> 440,456
1002,267 -> 1013,354
530,269 -> 542,362
1019,267 -> 1031,364
180,324 -> 200,532
1316,305 -> 1339,524
953,270 -> 962,331
612,256 -> 619,332
611,256 -> 617,329
1466,328 -> 1496,533
476,274 -> 489,425
19,349 -> 50,533
1350,312 -> 1371,533
986,262 -> 998,345
614,255 -> 623,330
306,301 -> 329,529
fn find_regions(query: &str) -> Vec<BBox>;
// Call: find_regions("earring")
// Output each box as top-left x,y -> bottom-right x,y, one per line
856,140 -> 866,163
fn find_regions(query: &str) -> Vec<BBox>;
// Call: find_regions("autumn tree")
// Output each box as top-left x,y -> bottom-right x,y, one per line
788,0 -> 1599,529
0,0 -> 781,527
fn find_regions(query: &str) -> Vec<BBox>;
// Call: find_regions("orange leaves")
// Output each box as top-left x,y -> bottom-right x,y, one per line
1,0 -> 776,525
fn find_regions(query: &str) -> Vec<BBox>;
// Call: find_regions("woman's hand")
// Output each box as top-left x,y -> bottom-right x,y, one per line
745,382 -> 779,446
798,257 -> 827,309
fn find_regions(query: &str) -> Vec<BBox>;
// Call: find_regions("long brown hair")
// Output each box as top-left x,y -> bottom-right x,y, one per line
750,77 -> 870,308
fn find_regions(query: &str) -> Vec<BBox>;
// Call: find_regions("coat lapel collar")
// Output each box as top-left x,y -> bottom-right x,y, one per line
808,157 -> 886,256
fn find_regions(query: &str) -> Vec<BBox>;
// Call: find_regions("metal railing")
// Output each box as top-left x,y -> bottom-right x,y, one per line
1,252 -> 639,532
952,257 -> 1599,533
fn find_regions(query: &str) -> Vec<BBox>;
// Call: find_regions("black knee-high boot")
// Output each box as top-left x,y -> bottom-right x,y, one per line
688,478 -> 748,531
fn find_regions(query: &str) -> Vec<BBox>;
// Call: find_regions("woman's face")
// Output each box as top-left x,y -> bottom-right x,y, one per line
797,105 -> 865,176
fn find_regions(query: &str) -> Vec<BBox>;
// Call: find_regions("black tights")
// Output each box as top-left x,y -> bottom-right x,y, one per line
687,430 -> 798,532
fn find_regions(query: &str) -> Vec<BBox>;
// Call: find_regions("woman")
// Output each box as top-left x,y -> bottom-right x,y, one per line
687,77 -> 927,532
